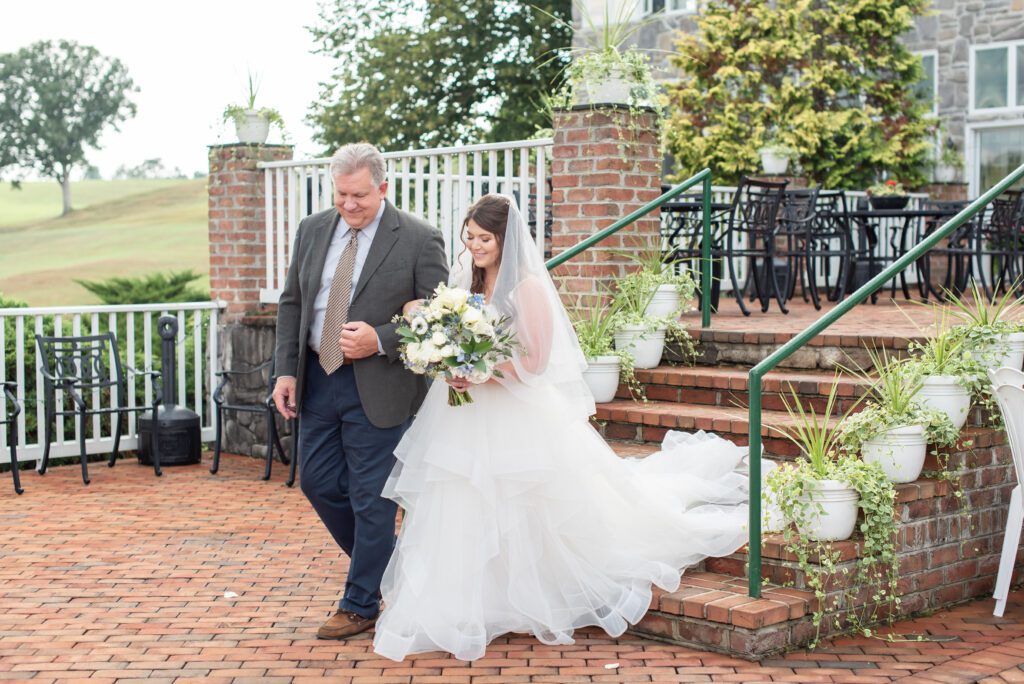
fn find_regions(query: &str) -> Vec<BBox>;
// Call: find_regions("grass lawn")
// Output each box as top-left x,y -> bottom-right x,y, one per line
0,179 -> 209,307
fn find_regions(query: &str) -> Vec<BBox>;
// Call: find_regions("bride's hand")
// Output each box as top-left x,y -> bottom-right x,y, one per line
445,377 -> 470,392
403,299 -> 425,315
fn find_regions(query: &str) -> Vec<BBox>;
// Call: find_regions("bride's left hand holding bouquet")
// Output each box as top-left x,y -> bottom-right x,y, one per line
395,283 -> 517,406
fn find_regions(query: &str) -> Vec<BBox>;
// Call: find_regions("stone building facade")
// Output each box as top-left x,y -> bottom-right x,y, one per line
575,0 -> 1024,195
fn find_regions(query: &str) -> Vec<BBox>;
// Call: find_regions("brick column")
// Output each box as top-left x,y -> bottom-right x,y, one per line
207,144 -> 294,461
207,143 -> 293,321
549,106 -> 662,305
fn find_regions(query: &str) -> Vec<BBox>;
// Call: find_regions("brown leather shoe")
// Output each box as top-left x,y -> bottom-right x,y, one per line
316,609 -> 378,640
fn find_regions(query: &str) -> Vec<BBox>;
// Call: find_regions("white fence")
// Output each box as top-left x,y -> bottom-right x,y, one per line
0,302 -> 222,465
258,139 -> 553,304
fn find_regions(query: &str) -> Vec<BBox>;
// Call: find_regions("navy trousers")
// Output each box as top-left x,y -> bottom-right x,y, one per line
299,355 -> 408,618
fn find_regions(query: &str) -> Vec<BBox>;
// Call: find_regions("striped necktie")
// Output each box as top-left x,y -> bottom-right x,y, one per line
319,230 -> 360,374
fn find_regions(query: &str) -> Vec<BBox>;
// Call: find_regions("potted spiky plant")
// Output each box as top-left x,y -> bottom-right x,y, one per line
945,280 -> 1024,372
902,309 -> 978,430
571,295 -> 640,402
222,72 -> 285,145
838,348 -> 958,484
541,1 -> 660,108
766,377 -> 878,542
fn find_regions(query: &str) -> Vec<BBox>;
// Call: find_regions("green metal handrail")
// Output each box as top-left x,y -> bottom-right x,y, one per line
545,168 -> 716,329
745,162 -> 1024,599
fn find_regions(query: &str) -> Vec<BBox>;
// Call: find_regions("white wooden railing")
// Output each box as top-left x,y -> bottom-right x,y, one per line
0,302 -> 222,465
258,139 -> 553,304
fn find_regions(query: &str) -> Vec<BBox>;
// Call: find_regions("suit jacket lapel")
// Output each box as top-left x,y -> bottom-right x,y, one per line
305,210 -> 341,307
351,201 -> 400,303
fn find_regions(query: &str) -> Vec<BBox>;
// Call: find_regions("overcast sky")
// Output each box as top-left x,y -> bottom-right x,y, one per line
1,0 -> 335,179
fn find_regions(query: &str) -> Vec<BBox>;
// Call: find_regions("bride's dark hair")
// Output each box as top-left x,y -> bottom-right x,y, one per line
461,195 -> 510,294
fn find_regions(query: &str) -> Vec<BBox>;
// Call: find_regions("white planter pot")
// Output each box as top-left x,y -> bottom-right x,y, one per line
644,284 -> 682,319
935,163 -> 957,183
915,375 -> 971,430
759,148 -> 790,175
979,332 -> 1024,372
582,355 -> 621,403
796,479 -> 859,542
613,325 -> 666,369
234,110 -> 271,144
861,424 -> 928,484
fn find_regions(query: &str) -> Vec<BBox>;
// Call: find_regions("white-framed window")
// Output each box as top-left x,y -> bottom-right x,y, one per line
969,40 -> 1024,113
914,49 -> 938,114
644,0 -> 698,15
966,122 -> 1024,196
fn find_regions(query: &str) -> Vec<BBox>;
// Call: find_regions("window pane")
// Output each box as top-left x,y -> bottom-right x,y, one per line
978,127 -> 1024,192
915,54 -> 937,107
975,47 -> 1008,109
1018,45 -> 1024,107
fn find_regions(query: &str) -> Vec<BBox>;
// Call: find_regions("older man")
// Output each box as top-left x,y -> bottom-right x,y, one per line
272,143 -> 448,639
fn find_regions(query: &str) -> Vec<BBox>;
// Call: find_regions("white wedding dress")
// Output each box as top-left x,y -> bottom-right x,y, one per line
371,196 -> 751,662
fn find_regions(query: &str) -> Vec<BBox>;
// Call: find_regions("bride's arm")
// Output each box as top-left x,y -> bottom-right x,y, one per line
485,277 -> 553,383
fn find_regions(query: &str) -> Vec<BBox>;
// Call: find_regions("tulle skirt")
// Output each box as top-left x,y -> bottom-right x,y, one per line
372,381 -> 750,662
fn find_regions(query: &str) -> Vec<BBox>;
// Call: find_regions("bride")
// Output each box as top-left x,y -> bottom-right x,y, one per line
372,194 -> 752,662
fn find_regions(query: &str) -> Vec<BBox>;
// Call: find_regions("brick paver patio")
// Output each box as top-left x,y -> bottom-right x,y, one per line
3,453 -> 1024,683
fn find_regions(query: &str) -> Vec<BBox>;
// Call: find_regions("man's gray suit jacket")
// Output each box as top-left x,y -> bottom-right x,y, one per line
274,200 -> 449,428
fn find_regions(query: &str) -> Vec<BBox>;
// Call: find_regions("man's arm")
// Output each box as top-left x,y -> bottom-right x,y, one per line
272,222 -> 306,417
375,229 -> 449,363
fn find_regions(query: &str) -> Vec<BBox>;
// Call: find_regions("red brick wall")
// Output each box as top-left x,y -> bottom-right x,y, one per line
549,107 -> 663,306
207,144 -> 293,321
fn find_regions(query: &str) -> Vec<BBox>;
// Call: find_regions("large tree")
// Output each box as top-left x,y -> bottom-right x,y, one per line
664,0 -> 937,189
308,0 -> 572,151
0,40 -> 137,214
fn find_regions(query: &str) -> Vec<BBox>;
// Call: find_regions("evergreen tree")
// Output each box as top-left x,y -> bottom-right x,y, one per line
665,0 -> 936,189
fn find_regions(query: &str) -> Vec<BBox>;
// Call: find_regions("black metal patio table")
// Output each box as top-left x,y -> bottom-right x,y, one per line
845,207 -> 960,302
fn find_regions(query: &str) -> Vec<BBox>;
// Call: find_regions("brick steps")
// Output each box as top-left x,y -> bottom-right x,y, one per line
617,365 -> 870,412
680,325 -> 923,370
633,572 -> 817,659
596,399 -> 815,458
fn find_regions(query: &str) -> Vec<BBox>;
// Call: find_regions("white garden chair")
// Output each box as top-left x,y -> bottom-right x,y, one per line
988,367 -> 1024,616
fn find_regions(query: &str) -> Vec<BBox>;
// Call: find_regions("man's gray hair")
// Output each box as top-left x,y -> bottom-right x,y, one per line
330,143 -> 387,185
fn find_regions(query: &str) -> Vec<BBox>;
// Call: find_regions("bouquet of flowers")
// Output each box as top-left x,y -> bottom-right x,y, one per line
395,283 -> 518,406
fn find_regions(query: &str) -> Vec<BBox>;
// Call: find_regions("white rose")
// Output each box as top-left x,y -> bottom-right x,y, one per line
471,320 -> 494,337
431,331 -> 447,347
462,307 -> 482,325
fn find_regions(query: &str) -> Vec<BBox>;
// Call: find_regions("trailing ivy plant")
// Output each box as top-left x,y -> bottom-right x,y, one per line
765,379 -> 898,646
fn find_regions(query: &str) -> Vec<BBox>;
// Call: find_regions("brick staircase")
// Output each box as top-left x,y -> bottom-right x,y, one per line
599,305 -> 1015,660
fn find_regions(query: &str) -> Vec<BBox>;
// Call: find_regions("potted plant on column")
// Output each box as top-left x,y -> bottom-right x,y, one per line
542,1 -> 660,109
222,72 -> 286,145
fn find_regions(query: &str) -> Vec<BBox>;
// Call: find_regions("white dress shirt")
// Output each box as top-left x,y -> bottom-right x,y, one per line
308,202 -> 387,355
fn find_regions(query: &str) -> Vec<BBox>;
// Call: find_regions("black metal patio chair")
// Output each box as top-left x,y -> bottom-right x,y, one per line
974,190 -> 1024,298
2,382 -> 23,495
720,176 -> 789,315
211,356 -> 291,481
913,199 -> 971,300
35,332 -> 162,485
775,187 -> 822,309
